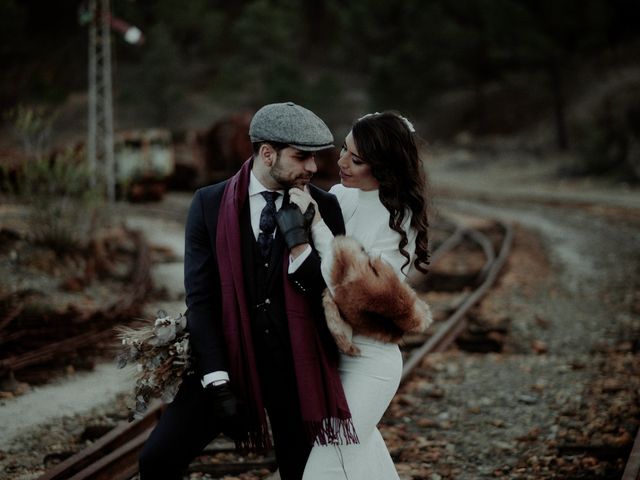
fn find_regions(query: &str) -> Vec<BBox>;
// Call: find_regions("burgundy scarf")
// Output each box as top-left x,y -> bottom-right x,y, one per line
215,159 -> 358,451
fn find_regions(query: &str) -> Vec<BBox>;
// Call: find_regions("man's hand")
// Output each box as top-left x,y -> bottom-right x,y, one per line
288,187 -> 320,225
276,202 -> 315,249
205,383 -> 248,442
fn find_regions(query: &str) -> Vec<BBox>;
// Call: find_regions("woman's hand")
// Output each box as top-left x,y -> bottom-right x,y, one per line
288,186 -> 321,224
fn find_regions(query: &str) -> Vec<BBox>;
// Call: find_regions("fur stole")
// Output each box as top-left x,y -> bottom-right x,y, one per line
323,236 -> 432,356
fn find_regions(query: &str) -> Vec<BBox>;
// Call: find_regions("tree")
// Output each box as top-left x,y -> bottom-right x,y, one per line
124,23 -> 185,125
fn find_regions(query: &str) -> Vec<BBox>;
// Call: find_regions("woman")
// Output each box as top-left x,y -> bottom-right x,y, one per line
289,111 -> 431,479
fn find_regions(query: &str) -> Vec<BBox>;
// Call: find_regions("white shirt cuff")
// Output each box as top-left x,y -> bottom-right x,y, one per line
201,371 -> 230,388
288,245 -> 312,273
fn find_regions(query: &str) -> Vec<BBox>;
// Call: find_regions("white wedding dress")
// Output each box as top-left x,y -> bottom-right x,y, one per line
302,184 -> 416,480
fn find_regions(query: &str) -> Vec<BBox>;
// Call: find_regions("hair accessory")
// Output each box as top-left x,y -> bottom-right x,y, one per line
398,115 -> 416,133
357,112 -> 380,121
357,112 -> 416,133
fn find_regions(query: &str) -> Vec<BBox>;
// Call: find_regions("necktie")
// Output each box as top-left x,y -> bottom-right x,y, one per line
257,191 -> 279,259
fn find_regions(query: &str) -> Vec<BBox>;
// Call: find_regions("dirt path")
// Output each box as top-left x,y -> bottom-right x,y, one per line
0,203 -> 188,458
1,161 -> 638,479
439,196 -> 639,352
384,153 -> 640,479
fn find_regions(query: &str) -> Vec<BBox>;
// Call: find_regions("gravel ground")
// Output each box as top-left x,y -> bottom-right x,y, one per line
0,202 -> 188,478
1,152 -> 639,479
378,149 -> 640,479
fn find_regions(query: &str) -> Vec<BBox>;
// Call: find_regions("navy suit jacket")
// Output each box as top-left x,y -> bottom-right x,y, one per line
184,180 -> 345,378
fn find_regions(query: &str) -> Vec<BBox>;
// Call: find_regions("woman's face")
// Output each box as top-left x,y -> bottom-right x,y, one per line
337,131 -> 379,191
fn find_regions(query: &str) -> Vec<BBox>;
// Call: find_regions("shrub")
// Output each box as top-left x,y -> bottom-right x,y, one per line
572,86 -> 640,182
3,149 -> 107,253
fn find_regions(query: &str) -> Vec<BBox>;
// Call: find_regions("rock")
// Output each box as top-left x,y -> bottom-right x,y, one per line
492,440 -> 514,451
531,382 -> 546,393
517,427 -> 542,442
416,417 -> 438,428
423,385 -> 446,399
532,340 -> 548,354
396,394 -> 420,407
517,394 -> 539,405
601,378 -> 624,392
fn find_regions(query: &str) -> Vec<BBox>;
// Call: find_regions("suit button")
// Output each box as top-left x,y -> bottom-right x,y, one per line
265,328 -> 270,334
264,262 -> 269,268
265,298 -> 271,304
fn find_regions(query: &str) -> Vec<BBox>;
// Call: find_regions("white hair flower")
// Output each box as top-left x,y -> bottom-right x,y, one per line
357,112 -> 416,133
398,115 -> 416,133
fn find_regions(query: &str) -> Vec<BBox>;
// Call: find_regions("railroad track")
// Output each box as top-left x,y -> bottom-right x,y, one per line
29,214 -> 640,479
623,429 -> 640,480
401,220 -> 513,382
0,230 -> 152,381
33,216 -> 523,480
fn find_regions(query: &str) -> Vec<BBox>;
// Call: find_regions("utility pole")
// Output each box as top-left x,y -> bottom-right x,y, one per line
83,0 -> 143,202
87,0 -> 115,202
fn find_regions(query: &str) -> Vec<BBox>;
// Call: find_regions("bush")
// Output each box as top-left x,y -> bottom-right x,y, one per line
572,86 -> 640,182
3,149 -> 107,252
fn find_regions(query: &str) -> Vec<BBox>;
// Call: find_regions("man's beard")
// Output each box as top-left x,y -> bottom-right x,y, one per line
269,153 -> 312,189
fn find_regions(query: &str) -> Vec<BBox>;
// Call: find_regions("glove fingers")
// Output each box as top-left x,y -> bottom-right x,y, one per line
303,203 -> 315,224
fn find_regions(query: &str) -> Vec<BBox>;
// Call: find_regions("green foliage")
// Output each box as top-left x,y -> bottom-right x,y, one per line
2,0 -> 639,159
2,103 -> 108,256
231,0 -> 301,59
0,0 -> 26,56
213,0 -> 305,103
572,86 -> 640,182
4,104 -> 57,157
150,0 -> 225,59
4,149 -> 107,252
121,23 -> 185,125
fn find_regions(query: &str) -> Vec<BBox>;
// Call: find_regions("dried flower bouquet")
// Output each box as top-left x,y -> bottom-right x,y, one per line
117,310 -> 192,418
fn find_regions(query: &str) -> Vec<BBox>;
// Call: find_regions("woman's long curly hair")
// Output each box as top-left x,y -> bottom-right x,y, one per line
351,111 -> 430,274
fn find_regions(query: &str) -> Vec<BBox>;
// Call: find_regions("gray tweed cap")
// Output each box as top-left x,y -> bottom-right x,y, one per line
249,102 -> 334,151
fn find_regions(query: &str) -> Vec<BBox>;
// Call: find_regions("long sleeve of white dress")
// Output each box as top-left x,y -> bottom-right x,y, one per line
311,184 -> 417,290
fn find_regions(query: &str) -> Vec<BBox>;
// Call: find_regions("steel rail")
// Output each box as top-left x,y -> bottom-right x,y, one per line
430,225 -> 466,265
465,227 -> 496,283
67,428 -> 152,480
1,229 -> 151,376
36,222 -> 509,480
622,426 -> 640,480
0,329 -> 116,375
0,302 -> 23,332
401,222 -> 513,382
38,402 -> 163,480
407,225 -> 465,287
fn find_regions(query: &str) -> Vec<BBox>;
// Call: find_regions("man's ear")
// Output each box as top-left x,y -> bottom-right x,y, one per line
260,144 -> 275,167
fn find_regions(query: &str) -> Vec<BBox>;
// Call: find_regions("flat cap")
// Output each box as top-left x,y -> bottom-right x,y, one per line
249,102 -> 334,151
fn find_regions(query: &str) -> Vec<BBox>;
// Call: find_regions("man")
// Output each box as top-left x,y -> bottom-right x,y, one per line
139,102 -> 356,480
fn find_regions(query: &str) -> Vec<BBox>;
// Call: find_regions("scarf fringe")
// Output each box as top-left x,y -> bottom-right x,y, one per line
235,422 -> 273,453
306,417 -> 360,446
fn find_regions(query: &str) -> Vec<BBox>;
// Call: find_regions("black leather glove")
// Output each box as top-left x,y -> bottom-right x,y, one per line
205,383 -> 248,442
276,202 -> 316,249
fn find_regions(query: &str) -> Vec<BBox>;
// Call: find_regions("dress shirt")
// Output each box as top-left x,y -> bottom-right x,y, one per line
202,171 -> 311,387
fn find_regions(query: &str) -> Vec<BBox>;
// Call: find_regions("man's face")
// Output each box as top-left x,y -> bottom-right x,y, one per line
269,147 -> 318,189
